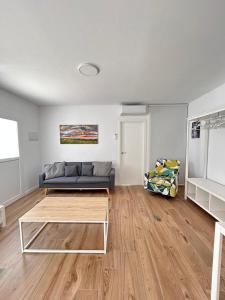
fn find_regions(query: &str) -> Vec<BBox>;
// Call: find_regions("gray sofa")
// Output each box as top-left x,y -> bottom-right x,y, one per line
39,161 -> 115,195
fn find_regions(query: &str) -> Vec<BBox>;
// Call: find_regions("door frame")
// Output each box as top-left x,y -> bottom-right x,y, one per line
117,114 -> 151,185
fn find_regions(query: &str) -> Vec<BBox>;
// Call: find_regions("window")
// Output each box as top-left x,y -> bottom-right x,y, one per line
0,117 -> 19,160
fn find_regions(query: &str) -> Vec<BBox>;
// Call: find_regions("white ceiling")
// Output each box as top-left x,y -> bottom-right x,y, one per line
0,0 -> 225,105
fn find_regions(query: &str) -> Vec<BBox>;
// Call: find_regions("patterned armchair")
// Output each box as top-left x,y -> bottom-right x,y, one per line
144,159 -> 181,197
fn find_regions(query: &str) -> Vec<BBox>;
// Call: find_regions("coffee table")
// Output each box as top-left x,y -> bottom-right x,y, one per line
18,197 -> 109,254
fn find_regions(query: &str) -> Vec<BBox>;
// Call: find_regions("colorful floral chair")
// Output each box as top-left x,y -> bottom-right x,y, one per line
144,159 -> 181,197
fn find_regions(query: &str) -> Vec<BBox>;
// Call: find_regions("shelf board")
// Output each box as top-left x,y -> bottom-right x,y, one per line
190,198 -> 209,212
209,210 -> 225,222
187,178 -> 225,202
187,193 -> 195,201
197,201 -> 209,211
186,178 -> 225,222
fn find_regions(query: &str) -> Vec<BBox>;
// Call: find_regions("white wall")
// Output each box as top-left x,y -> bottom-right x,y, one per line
150,105 -> 187,184
188,83 -> 225,184
0,89 -> 40,205
40,105 -> 121,165
40,104 -> 187,185
188,82 -> 225,119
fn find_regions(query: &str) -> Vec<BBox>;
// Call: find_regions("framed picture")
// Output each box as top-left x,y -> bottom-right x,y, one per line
60,125 -> 98,144
191,121 -> 200,139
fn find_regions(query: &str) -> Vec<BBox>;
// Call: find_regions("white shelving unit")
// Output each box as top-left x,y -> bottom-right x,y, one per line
186,178 -> 225,222
185,107 -> 225,221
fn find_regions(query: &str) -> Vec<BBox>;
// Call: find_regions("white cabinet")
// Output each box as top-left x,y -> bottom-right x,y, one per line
187,178 -> 225,222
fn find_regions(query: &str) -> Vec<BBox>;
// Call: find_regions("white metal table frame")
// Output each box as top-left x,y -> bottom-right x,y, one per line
211,222 -> 225,300
19,208 -> 109,255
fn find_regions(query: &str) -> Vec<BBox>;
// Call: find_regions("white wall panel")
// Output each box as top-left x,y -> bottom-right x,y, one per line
0,159 -> 20,205
0,89 -> 40,205
207,128 -> 225,185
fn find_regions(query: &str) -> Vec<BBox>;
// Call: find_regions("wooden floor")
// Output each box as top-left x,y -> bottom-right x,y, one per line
0,186 -> 225,300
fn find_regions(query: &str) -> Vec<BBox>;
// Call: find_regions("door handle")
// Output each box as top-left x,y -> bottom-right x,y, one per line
121,152 -> 127,154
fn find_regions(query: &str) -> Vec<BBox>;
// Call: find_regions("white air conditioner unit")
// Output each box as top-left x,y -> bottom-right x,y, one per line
121,105 -> 148,115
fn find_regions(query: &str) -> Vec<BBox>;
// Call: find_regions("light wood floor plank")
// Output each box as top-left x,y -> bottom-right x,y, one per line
0,186 -> 224,299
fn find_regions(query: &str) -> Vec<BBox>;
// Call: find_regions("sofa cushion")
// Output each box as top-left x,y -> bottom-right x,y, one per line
44,162 -> 65,179
93,161 -> 112,176
81,163 -> 93,176
65,162 -> 82,175
44,176 -> 78,184
77,176 -> 109,183
65,165 -> 78,177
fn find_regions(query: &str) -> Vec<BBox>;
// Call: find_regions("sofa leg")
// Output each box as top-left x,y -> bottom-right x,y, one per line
44,188 -> 48,196
106,188 -> 110,196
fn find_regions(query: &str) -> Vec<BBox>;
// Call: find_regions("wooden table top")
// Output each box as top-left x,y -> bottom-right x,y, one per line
19,197 -> 108,223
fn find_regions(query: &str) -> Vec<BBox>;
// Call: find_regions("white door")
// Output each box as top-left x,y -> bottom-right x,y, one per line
120,121 -> 145,185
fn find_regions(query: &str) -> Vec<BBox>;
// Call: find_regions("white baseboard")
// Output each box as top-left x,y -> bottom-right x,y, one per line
3,185 -> 39,207
23,185 -> 39,196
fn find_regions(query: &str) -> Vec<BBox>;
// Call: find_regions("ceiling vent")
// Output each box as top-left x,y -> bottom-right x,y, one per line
121,105 -> 148,115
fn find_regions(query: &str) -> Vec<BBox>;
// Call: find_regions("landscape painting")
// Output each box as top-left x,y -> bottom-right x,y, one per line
60,125 -> 98,144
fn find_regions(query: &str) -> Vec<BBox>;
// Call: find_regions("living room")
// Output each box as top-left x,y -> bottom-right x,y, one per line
0,1 -> 225,299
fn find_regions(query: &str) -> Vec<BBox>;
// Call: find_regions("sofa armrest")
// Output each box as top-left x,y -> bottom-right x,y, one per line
109,168 -> 115,187
39,173 -> 46,188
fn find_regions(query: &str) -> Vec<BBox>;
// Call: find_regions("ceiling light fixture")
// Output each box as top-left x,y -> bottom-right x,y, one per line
77,63 -> 100,76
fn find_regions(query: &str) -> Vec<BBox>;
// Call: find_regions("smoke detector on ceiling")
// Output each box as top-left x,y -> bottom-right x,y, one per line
77,63 -> 100,76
